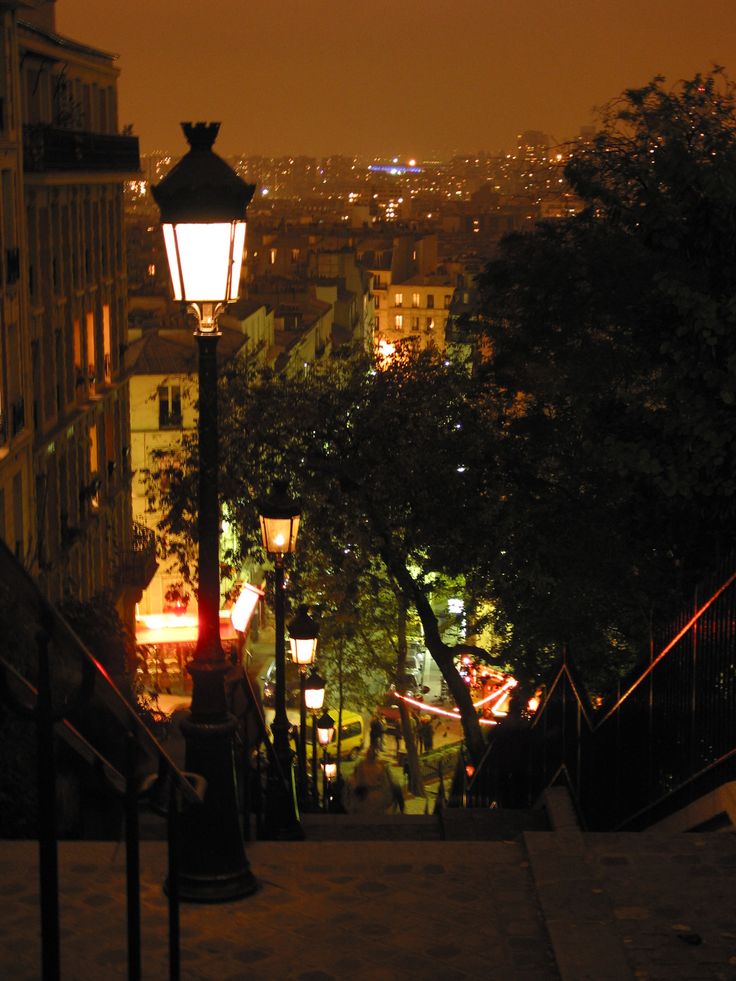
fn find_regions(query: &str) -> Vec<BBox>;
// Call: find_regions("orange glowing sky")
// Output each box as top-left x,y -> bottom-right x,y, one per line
55,0 -> 736,158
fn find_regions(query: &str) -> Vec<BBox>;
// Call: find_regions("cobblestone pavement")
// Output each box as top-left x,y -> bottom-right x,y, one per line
2,827 -> 736,980
0,839 -> 557,981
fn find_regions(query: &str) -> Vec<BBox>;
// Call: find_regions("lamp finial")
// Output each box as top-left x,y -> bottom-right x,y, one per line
181,121 -> 221,151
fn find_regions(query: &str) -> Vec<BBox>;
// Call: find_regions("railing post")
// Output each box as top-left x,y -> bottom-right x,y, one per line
167,774 -> 181,981
125,732 -> 142,981
36,632 -> 60,981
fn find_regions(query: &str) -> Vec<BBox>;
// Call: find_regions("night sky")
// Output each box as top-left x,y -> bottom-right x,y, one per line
56,0 -> 736,159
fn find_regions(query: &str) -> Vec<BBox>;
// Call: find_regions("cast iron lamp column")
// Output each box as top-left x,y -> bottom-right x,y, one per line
259,484 -> 303,837
288,605 -> 319,808
304,668 -> 326,808
316,710 -> 335,811
152,121 -> 256,901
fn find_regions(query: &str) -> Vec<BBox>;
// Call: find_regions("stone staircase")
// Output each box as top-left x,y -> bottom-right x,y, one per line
300,805 -> 549,841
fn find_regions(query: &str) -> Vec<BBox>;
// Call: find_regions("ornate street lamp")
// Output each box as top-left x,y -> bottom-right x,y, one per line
152,121 -> 256,902
288,604 -> 319,807
258,483 -> 302,836
316,710 -> 335,811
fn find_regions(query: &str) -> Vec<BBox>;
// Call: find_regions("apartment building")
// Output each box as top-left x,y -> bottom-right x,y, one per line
0,1 -> 149,624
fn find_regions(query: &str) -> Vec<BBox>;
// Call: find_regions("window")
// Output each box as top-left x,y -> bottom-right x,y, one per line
394,292 -> 403,307
102,305 -> 112,383
394,314 -> 403,330
411,317 -> 419,330
159,384 -> 182,428
444,294 -> 452,309
291,248 -> 300,262
427,295 -> 434,309
86,312 -> 96,392
412,292 -> 420,308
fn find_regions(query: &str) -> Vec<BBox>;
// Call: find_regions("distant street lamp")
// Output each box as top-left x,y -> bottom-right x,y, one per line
259,483 -> 302,836
316,710 -> 335,811
288,605 -> 319,807
152,121 -> 256,901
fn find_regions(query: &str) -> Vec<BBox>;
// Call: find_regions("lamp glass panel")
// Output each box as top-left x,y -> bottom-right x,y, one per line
290,636 -> 317,667
229,222 -> 246,300
260,514 -> 300,554
162,222 -> 239,303
162,224 -> 184,301
317,723 -> 334,746
304,685 -> 325,712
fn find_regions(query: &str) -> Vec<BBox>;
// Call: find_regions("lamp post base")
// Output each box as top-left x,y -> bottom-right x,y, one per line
173,662 -> 257,902
263,717 -> 303,840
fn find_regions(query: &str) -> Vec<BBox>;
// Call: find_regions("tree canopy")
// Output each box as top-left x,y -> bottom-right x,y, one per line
476,70 -> 736,683
154,348 -> 504,761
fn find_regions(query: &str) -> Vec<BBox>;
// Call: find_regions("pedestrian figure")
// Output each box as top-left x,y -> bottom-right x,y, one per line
370,717 -> 384,751
345,729 -> 404,814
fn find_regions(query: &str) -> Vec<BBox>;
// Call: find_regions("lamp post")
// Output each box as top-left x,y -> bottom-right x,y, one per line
316,710 -> 335,811
303,667 -> 326,807
152,121 -> 256,901
259,484 -> 302,837
288,605 -> 319,807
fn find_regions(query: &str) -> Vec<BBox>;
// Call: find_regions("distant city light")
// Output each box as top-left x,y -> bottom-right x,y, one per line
369,164 -> 422,175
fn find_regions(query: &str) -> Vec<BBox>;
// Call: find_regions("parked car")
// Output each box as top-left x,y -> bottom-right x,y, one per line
325,710 -> 365,760
261,660 -> 301,707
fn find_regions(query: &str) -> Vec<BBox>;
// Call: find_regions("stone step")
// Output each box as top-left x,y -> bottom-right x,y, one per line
300,806 -> 549,841
301,812 -> 442,840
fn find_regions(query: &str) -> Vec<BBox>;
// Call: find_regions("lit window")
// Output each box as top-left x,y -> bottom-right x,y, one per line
395,292 -> 403,307
394,314 -> 403,329
412,292 -> 420,307
159,384 -> 182,429
270,248 -> 277,265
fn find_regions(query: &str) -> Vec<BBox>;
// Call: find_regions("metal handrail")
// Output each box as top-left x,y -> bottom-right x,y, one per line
0,655 -> 205,804
0,538 -> 201,803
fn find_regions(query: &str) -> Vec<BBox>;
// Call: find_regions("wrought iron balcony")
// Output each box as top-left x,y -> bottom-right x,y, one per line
23,125 -> 140,175
118,521 -> 157,591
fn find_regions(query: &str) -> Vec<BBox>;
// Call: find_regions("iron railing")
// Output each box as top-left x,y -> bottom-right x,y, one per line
463,559 -> 736,831
23,125 -> 140,174
0,539 -> 205,980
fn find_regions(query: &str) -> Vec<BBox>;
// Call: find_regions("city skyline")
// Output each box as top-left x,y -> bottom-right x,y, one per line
56,0 -> 736,159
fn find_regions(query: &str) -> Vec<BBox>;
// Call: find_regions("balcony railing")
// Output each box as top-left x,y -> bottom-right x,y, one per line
118,521 -> 157,590
23,125 -> 140,174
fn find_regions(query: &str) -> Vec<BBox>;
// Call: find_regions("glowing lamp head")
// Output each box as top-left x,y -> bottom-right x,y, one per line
152,122 -> 255,316
322,761 -> 337,780
303,668 -> 326,712
288,604 -> 319,667
316,710 -> 335,747
258,481 -> 301,556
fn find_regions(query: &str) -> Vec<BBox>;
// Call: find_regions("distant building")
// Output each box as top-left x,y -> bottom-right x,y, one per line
0,0 -> 148,626
126,326 -> 247,619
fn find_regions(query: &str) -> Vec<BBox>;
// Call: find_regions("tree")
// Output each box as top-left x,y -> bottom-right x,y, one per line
153,348 -> 507,763
476,70 -> 736,686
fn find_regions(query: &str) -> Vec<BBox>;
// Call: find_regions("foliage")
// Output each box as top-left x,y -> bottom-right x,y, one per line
477,70 -> 736,685
152,348 -> 505,760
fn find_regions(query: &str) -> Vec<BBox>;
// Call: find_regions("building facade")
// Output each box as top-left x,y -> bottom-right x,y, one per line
0,0 -> 150,625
